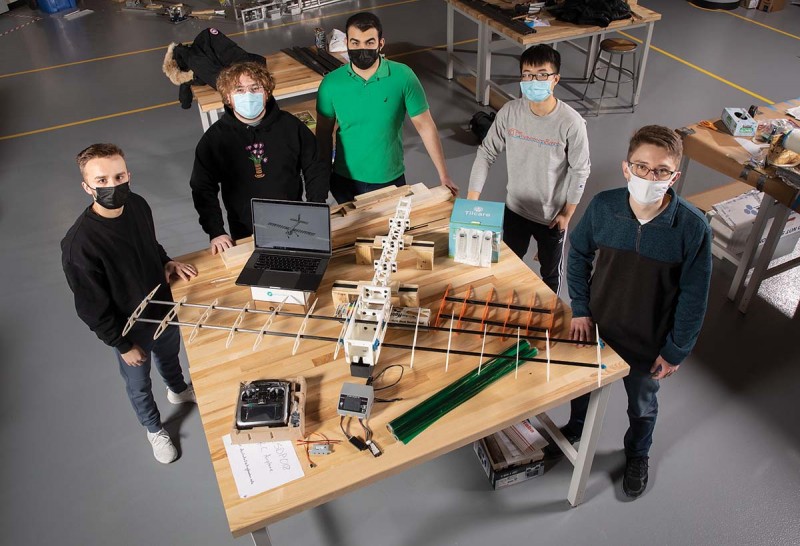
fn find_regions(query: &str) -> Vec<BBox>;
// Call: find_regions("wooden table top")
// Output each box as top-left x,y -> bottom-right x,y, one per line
170,216 -> 629,537
446,0 -> 661,46
679,97 -> 800,213
192,51 -> 325,114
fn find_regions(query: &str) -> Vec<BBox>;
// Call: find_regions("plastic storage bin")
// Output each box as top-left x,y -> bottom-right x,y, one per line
39,0 -> 76,14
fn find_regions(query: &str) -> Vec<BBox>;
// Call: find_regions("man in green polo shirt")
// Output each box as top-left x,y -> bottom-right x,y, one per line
316,12 -> 458,203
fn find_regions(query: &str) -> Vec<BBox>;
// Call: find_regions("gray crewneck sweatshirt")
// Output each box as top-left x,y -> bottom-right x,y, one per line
468,98 -> 590,225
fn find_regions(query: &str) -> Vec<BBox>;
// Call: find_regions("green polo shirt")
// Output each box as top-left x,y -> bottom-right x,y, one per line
317,58 -> 429,184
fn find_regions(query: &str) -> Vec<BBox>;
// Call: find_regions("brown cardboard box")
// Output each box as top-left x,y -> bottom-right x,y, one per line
230,376 -> 306,445
757,0 -> 785,11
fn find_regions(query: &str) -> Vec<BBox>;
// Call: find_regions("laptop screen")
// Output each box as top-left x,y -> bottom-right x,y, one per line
252,199 -> 331,253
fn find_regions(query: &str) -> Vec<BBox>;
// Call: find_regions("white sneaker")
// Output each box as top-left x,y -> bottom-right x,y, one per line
147,428 -> 178,464
167,384 -> 195,404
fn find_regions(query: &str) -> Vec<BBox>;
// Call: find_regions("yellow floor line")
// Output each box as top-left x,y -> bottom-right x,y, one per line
0,101 -> 179,141
617,31 -> 775,105
687,2 -> 800,41
0,0 -> 420,80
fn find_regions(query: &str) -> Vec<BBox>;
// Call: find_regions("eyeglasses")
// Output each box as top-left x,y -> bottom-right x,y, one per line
520,72 -> 558,82
233,85 -> 265,94
627,162 -> 677,181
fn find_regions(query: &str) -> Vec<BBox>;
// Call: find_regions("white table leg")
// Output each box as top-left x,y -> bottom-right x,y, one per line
479,23 -> 492,105
567,384 -> 611,507
632,22 -> 654,106
252,527 -> 273,546
728,197 -> 775,302
446,2 -> 454,80
198,103 -> 210,132
673,154 -> 691,196
209,107 -> 221,126
738,200 -> 792,313
583,35 -> 600,80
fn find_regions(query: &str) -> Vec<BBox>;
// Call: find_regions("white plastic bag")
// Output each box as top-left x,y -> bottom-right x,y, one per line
327,29 -> 347,53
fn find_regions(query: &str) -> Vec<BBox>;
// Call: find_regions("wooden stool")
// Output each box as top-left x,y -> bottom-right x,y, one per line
582,38 -> 639,116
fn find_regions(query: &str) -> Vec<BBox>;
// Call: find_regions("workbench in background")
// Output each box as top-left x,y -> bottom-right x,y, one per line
445,0 -> 661,108
678,97 -> 800,313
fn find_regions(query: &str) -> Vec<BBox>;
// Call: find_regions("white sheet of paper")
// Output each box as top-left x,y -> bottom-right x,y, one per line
223,435 -> 304,498
735,137 -> 768,156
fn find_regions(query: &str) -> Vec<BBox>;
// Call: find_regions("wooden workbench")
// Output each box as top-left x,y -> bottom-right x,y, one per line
192,51 -> 326,132
169,203 -> 629,544
445,0 -> 661,107
676,97 -> 800,313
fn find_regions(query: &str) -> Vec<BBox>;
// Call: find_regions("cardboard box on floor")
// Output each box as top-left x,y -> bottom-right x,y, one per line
757,0 -> 785,11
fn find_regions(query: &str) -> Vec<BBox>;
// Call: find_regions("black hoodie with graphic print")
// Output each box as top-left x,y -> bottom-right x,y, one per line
190,96 -> 329,240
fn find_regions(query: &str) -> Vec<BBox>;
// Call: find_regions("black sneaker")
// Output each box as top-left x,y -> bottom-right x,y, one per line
543,426 -> 582,458
622,456 -> 649,498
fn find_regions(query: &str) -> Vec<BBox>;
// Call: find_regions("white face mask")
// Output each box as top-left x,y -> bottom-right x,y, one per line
627,173 -> 671,205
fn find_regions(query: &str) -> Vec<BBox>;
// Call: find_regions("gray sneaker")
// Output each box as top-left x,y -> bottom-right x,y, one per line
167,384 -> 195,404
147,428 -> 178,464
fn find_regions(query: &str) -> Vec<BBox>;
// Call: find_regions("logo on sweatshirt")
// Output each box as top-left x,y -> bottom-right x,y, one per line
246,143 -> 268,179
508,128 -> 562,148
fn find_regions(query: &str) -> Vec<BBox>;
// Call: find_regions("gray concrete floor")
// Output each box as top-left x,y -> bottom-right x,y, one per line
1,0 -> 800,544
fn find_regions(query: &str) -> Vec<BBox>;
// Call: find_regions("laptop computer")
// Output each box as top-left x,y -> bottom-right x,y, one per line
235,199 -> 331,291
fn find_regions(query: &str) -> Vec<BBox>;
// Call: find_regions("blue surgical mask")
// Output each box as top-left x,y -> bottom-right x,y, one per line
520,80 -> 552,102
232,92 -> 265,119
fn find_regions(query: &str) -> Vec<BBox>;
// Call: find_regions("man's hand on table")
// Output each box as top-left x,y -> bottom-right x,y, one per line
569,316 -> 595,347
165,260 -> 198,283
210,234 -> 234,255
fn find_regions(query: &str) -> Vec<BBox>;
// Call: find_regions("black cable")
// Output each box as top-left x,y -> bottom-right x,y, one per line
368,364 -> 405,403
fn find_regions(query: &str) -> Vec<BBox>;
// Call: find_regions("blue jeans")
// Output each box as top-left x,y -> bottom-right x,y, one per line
566,367 -> 660,458
330,172 -> 406,204
114,325 -> 188,433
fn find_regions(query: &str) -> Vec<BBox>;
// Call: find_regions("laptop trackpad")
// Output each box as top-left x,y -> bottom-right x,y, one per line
260,271 -> 301,289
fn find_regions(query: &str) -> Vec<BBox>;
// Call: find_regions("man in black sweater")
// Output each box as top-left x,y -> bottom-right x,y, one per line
190,62 -> 329,255
62,143 -> 198,464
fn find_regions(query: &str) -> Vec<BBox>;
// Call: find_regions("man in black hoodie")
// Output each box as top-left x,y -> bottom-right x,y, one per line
62,143 -> 198,464
190,62 -> 329,255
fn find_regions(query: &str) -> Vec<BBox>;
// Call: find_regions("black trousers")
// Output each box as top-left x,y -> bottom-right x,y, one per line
502,206 -> 565,295
330,172 -> 406,204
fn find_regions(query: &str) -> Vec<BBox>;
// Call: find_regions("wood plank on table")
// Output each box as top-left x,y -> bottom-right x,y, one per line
169,207 -> 629,537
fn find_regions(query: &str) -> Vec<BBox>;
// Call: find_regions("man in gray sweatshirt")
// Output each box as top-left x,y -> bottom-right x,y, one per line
468,44 -> 590,294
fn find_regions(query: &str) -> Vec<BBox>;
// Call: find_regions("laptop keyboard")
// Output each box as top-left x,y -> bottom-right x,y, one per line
254,254 -> 321,274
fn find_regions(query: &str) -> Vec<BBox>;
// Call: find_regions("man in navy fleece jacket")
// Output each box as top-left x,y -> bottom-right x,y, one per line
564,125 -> 712,498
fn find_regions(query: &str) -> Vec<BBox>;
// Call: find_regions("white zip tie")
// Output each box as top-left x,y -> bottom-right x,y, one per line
546,328 -> 551,382
445,316 -> 454,372
410,307 -> 422,369
595,323 -> 602,387
478,324 -> 488,375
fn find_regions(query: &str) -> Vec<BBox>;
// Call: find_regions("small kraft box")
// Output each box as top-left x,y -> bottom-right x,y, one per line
230,376 -> 306,445
757,0 -> 785,11
721,108 -> 758,137
474,438 -> 545,490
449,198 -> 505,264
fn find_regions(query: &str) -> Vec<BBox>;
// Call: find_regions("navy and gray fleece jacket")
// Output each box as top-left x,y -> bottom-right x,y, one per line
567,187 -> 712,370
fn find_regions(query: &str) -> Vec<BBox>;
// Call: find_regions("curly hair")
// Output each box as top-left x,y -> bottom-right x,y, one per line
216,62 -> 276,106
76,143 -> 125,175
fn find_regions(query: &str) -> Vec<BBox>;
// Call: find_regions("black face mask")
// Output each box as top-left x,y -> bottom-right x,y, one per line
92,182 -> 131,210
348,48 -> 380,70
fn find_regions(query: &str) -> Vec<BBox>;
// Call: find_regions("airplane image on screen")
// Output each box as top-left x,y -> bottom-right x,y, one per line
267,214 -> 315,238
